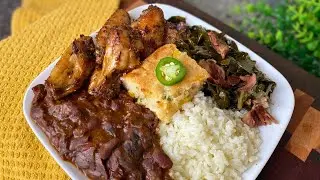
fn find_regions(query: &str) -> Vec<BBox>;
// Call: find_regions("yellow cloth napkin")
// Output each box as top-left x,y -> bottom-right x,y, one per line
11,0 -> 67,34
0,0 -> 119,179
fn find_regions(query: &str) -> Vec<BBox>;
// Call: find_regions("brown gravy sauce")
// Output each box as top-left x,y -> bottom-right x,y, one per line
31,83 -> 172,179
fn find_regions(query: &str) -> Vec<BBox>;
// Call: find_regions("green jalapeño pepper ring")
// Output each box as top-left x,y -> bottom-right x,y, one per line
155,57 -> 187,86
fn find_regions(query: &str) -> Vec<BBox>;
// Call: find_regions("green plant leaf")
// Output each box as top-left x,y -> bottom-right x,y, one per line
300,32 -> 314,43
229,0 -> 320,77
264,33 -> 273,44
314,51 -> 320,59
245,3 -> 255,13
247,31 -> 256,39
275,30 -> 283,41
232,5 -> 241,14
307,41 -> 318,51
292,23 -> 300,31
264,4 -> 272,16
296,27 -> 307,38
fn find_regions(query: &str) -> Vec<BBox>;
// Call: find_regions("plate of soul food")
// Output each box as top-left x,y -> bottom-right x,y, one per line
23,4 -> 294,180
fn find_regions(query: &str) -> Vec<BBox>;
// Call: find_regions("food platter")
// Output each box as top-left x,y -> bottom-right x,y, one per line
23,4 -> 295,180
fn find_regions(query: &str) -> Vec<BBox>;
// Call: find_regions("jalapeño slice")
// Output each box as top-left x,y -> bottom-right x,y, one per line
155,57 -> 187,86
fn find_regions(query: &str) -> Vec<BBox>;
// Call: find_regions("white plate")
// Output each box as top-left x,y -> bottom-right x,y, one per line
23,4 -> 295,180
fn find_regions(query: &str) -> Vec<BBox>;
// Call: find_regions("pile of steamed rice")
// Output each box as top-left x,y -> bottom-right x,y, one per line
159,92 -> 261,180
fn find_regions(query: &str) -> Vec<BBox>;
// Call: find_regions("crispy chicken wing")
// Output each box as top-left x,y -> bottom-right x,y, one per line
88,9 -> 143,96
95,9 -> 131,65
46,35 -> 95,100
131,5 -> 165,58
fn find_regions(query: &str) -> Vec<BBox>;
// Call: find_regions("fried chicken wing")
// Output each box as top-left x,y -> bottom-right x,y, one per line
95,9 -> 131,64
46,35 -> 95,100
88,9 -> 143,96
131,5 -> 165,58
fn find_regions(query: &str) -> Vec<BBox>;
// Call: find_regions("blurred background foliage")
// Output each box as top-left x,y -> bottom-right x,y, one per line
232,0 -> 320,77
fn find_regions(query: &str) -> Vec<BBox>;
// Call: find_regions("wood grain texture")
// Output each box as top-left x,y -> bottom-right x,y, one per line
286,107 -> 320,161
121,0 -> 146,10
287,89 -> 315,134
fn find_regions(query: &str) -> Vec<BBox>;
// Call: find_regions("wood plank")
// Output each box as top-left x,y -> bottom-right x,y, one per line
287,89 -> 314,134
258,148 -> 320,180
316,136 -> 320,154
121,0 -> 146,10
286,107 -> 320,161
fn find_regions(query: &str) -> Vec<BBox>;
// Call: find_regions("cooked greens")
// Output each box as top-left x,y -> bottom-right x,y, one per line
169,16 -> 276,110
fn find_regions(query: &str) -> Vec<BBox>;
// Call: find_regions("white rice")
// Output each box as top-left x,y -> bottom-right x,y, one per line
159,92 -> 261,180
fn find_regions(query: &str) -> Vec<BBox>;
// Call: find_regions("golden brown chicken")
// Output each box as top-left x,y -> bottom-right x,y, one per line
88,9 -> 143,97
46,35 -> 95,100
95,9 -> 131,65
131,5 -> 166,58
89,7 -> 166,97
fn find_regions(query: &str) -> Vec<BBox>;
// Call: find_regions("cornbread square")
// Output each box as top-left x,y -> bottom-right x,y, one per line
121,44 -> 209,122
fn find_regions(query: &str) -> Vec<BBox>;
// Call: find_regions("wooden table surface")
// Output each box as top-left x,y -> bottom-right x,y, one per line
124,0 -> 320,179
